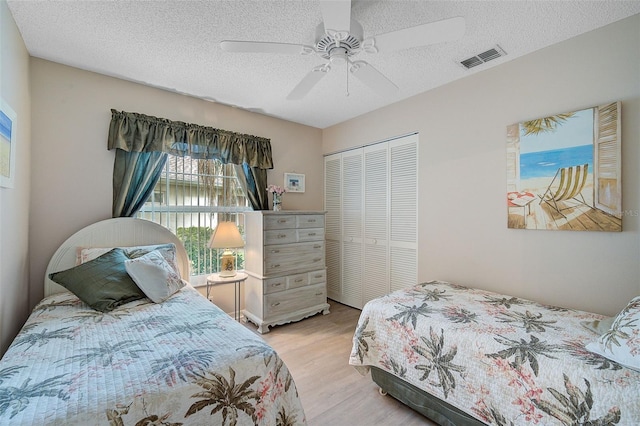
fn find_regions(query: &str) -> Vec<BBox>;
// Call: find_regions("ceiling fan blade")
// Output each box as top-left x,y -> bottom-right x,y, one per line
319,0 -> 351,36
220,40 -> 313,55
366,16 -> 465,53
286,65 -> 331,100
350,61 -> 398,97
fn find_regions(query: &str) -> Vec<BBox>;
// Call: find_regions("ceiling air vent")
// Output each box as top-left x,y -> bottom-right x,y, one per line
459,45 -> 506,69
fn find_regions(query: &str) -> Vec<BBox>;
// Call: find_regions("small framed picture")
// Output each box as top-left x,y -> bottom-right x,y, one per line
0,98 -> 17,189
284,173 -> 305,193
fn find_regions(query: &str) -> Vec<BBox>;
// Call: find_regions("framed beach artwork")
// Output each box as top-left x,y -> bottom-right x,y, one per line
506,101 -> 621,231
0,99 -> 17,189
284,173 -> 305,193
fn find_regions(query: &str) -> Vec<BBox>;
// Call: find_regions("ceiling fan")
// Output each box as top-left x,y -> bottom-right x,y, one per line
220,0 -> 465,100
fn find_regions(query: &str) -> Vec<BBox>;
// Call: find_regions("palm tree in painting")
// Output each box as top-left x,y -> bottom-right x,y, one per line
521,112 -> 576,136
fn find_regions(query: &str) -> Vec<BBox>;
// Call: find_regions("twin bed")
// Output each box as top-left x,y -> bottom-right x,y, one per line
0,218 -> 306,425
349,280 -> 640,425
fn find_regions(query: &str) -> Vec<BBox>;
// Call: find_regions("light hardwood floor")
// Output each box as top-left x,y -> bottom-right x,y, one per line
243,300 -> 435,426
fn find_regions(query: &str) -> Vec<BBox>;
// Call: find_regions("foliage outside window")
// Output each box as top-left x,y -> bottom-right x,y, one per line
138,155 -> 249,277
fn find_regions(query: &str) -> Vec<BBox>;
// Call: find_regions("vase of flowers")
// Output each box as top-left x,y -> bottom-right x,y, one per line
267,184 -> 286,211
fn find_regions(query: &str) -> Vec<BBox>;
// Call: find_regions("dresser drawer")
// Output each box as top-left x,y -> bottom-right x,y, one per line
264,215 -> 296,230
263,276 -> 287,294
287,273 -> 309,289
264,229 -> 296,245
265,283 -> 327,317
264,242 -> 325,276
297,215 -> 325,228
308,269 -> 326,284
297,227 -> 324,242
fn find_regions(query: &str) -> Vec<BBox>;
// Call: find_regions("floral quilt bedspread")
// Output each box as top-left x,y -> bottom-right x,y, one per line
0,286 -> 306,425
349,280 -> 640,425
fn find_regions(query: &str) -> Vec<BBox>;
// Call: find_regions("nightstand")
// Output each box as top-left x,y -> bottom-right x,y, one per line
206,272 -> 248,322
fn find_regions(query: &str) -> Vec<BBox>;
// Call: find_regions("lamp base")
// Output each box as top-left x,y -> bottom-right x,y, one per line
219,250 -> 236,277
219,270 -> 237,278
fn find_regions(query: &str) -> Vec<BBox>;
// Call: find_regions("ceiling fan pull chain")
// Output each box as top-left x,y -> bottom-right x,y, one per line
345,62 -> 350,97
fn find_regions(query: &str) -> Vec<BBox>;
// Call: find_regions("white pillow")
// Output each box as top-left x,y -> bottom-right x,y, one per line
124,250 -> 185,303
77,243 -> 180,277
585,296 -> 640,371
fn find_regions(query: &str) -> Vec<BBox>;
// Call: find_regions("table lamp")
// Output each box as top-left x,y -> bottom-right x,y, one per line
208,221 -> 245,277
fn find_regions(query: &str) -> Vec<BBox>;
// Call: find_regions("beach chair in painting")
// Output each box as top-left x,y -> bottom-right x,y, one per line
538,163 -> 589,217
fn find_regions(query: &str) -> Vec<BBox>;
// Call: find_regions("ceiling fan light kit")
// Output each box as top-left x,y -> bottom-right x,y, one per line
220,0 -> 465,100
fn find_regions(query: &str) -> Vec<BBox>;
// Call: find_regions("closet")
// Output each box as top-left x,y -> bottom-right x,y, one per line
324,133 -> 418,309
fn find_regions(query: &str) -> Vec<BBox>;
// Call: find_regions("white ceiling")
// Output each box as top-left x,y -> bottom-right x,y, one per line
7,1 -> 640,129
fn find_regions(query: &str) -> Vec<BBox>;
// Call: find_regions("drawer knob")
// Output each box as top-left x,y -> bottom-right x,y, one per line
315,292 -> 323,296
278,234 -> 287,239
314,274 -> 323,278
271,302 -> 281,307
271,264 -> 280,268
313,258 -> 322,262
308,219 -> 316,222
272,283 -> 282,287
308,232 -> 316,236
271,249 -> 280,253
295,278 -> 304,283
278,219 -> 287,223
313,245 -> 322,249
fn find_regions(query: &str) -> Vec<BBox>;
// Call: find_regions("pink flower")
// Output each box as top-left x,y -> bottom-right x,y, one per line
267,185 -> 286,195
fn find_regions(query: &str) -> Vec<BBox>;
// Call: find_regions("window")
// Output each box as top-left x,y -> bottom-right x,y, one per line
137,155 -> 250,280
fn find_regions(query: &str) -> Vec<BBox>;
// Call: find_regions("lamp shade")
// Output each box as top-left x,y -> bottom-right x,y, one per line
208,222 -> 245,249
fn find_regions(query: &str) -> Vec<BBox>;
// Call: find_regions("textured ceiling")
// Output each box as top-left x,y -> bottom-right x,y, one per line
7,1 -> 640,129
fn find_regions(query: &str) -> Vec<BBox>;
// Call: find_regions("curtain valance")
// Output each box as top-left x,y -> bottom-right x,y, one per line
107,109 -> 273,169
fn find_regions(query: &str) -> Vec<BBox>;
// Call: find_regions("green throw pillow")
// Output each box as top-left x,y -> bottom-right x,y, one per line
49,248 -> 146,312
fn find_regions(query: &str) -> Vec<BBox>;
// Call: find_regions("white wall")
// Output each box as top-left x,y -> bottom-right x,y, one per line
323,15 -> 640,316
29,59 -> 323,312
0,0 -> 31,355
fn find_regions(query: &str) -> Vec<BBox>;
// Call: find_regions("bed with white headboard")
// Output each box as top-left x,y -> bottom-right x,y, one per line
1,218 -> 306,425
44,218 -> 191,297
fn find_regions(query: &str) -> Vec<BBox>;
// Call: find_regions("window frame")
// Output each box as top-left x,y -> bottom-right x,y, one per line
137,154 -> 251,284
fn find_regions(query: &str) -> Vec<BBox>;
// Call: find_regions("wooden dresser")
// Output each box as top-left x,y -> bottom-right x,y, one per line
243,211 -> 330,333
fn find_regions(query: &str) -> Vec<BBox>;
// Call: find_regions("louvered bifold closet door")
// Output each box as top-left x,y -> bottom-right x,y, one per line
363,144 -> 389,305
594,102 -> 622,218
341,150 -> 364,308
324,154 -> 343,301
389,134 -> 418,292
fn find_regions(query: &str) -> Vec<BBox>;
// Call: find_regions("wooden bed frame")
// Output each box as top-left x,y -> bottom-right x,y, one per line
44,218 -> 190,297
